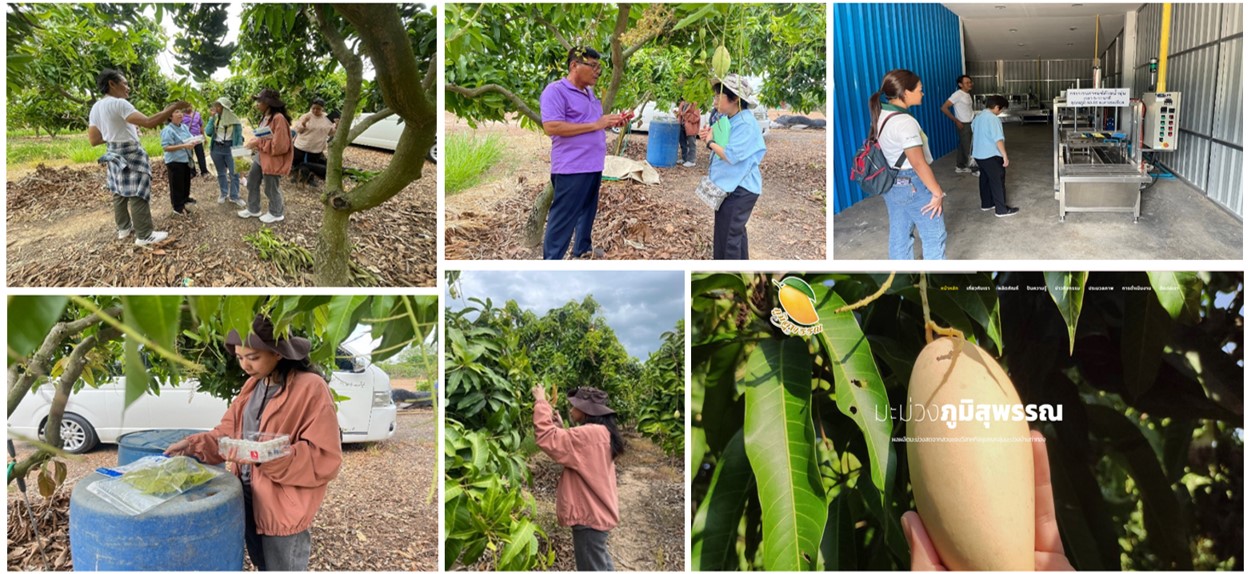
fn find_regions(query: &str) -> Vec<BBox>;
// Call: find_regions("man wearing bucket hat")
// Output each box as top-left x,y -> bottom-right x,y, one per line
698,74 -> 767,260
167,314 -> 341,571
205,96 -> 246,206
532,384 -> 625,570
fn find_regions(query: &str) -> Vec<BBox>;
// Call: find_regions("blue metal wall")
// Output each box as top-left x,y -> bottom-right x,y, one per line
833,4 -> 965,213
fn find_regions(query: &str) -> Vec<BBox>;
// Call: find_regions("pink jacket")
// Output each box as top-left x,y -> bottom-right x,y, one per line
255,113 -> 293,176
533,399 -> 619,531
180,371 -> 342,536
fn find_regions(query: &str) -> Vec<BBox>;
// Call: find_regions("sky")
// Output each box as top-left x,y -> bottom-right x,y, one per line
446,271 -> 685,359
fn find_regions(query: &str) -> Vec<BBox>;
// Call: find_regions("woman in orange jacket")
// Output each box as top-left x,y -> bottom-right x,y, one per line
532,384 -> 624,571
238,88 -> 294,224
167,314 -> 342,571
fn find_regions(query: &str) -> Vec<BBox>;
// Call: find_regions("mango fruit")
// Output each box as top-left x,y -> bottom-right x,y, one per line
774,277 -> 819,326
711,45 -> 731,79
906,337 -> 1034,570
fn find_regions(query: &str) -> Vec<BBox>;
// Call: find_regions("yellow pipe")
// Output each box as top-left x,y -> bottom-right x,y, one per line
1095,14 -> 1100,60
1158,3 -> 1173,92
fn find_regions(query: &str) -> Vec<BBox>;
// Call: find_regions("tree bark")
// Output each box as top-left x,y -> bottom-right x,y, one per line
7,312 -> 114,418
524,182 -> 555,247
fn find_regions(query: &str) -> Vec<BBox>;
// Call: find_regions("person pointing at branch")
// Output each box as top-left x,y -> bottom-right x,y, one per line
532,383 -> 624,570
539,46 -> 628,260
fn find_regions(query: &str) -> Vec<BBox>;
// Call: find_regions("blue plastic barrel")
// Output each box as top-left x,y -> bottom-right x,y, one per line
117,429 -> 204,466
70,472 -> 244,571
647,119 -> 680,168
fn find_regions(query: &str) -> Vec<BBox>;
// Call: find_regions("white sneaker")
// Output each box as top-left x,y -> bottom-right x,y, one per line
259,213 -> 285,223
217,196 -> 226,204
955,167 -> 970,174
117,227 -> 133,239
683,161 -> 696,167
231,198 -> 247,208
134,231 -> 169,246
237,209 -> 262,219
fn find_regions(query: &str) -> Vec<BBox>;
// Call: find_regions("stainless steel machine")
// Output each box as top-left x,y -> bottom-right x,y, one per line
1052,92 -> 1152,222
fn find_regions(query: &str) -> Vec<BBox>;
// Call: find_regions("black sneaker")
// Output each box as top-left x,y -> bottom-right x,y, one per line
995,207 -> 1020,218
186,197 -> 198,204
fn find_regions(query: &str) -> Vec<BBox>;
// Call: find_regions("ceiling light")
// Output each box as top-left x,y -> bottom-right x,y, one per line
1009,28 -> 1018,32
1017,43 -> 1026,46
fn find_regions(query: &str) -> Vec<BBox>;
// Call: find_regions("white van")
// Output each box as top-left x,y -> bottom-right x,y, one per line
7,342 -> 396,454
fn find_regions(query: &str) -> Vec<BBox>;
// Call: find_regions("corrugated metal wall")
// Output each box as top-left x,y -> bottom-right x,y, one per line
832,3 -> 963,213
1135,3 -> 1243,217
966,59 -> 1095,103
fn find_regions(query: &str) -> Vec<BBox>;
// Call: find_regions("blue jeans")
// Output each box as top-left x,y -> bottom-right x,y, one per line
883,169 -> 946,260
210,140 -> 241,201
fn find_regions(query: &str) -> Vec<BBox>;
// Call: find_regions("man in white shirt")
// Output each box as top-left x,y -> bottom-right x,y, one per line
940,75 -> 977,175
87,69 -> 186,246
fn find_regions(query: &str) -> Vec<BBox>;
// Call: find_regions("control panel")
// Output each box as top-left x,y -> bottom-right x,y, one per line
1142,92 -> 1181,151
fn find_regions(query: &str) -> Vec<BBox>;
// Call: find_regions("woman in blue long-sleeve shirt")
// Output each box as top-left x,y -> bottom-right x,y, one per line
699,74 -> 767,260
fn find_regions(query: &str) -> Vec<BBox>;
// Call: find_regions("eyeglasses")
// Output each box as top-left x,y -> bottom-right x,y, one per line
575,59 -> 602,72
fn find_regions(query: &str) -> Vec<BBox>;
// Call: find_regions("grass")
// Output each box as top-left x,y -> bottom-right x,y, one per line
7,131 -> 164,170
445,132 -> 505,195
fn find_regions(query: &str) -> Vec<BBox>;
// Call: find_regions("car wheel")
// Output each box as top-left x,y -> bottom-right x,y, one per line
39,413 -> 99,454
426,143 -> 438,164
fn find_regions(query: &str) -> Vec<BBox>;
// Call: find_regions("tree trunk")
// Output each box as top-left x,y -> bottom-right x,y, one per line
314,208 -> 353,285
524,182 -> 555,247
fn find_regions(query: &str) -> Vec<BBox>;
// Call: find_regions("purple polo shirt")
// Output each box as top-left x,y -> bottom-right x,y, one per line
540,78 -> 606,174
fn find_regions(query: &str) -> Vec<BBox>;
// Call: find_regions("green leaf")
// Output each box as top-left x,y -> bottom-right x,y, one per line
8,296 -> 68,360
1145,272 -> 1201,323
123,335 -> 150,409
692,429 -> 754,571
189,296 -> 221,327
742,338 -> 824,571
819,489 -> 856,570
223,295 -> 261,343
316,296 -> 367,362
1044,272 -> 1088,354
1121,289 -> 1173,398
692,272 -> 748,300
121,296 -> 183,353
671,3 -> 717,32
813,285 -> 892,505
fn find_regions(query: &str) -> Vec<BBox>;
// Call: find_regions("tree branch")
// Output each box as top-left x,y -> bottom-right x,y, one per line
56,87 -> 88,105
531,6 -> 573,51
337,4 -> 433,124
314,5 -> 365,195
327,121 -> 427,214
43,331 -> 111,451
422,54 -> 436,96
446,83 -> 542,126
8,312 -> 117,418
347,108 -> 395,142
604,4 -> 632,112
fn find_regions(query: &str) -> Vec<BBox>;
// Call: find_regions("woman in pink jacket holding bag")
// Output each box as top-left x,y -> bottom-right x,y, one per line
238,88 -> 294,224
532,384 -> 625,571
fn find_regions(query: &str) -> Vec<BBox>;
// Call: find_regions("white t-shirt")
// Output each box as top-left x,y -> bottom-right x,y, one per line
877,112 -> 932,170
88,96 -> 141,144
947,89 -> 974,123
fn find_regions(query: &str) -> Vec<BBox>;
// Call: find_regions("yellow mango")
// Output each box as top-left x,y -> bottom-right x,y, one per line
711,45 -> 731,79
777,284 -> 819,326
906,337 -> 1034,570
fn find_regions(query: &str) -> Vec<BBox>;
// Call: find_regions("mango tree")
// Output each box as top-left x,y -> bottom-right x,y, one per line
7,295 -> 438,494
445,3 -> 826,245
690,272 -> 1242,571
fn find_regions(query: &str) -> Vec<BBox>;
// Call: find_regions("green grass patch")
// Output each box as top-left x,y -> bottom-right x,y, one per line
7,132 -> 164,170
445,132 -> 505,195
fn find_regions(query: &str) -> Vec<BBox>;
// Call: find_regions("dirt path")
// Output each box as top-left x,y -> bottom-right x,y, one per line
6,409 -> 438,571
445,113 -> 826,260
6,147 -> 436,287
529,430 -> 685,572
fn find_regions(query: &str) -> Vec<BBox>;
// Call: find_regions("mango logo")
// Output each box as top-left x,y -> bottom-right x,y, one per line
771,277 -> 823,336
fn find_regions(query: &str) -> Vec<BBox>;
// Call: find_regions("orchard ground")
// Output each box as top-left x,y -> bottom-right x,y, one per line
6,378 -> 437,571
445,110 -> 827,260
5,134 -> 436,288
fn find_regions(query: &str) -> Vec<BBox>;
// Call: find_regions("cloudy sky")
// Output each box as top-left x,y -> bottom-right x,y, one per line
447,271 -> 685,359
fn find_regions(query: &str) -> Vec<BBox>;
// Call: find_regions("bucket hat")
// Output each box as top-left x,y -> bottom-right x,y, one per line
713,74 -> 759,109
567,386 -> 616,417
225,314 -> 311,361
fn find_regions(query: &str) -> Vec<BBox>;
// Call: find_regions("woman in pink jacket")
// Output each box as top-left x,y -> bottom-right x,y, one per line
167,314 -> 342,571
532,385 -> 624,571
239,88 -> 294,224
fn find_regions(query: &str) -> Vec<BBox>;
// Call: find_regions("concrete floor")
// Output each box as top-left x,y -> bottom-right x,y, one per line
834,123 -> 1243,260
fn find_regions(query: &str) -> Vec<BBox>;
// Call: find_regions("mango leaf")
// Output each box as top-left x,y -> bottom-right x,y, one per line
189,296 -> 221,327
1121,289 -> 1173,398
692,272 -> 748,300
1145,272 -> 1201,324
1044,272 -> 1088,354
941,274 -> 1003,353
8,296 -> 68,360
223,295 -> 261,343
813,285 -> 892,505
671,3 -> 717,32
1044,428 -> 1116,570
316,296 -> 369,362
819,489 -> 856,570
742,338 -> 824,571
121,296 -> 183,353
1085,404 -> 1192,569
123,335 -> 150,409
692,429 -> 754,571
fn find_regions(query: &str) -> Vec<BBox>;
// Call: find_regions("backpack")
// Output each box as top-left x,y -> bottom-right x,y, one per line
850,113 -> 907,197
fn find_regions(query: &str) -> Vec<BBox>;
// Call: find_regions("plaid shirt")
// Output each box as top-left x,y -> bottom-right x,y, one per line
98,141 -> 152,200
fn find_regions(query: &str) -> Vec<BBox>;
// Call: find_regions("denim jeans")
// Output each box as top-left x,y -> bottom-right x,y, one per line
210,141 -> 241,201
883,169 -> 946,260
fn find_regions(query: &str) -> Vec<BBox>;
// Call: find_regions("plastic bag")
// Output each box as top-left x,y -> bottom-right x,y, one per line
219,432 -> 291,464
87,456 -> 221,515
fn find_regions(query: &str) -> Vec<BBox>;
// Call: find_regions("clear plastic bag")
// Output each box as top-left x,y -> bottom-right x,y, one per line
87,456 -> 222,515
219,432 -> 291,464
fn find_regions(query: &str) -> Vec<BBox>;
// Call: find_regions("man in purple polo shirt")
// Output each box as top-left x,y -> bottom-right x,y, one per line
539,47 -> 625,260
